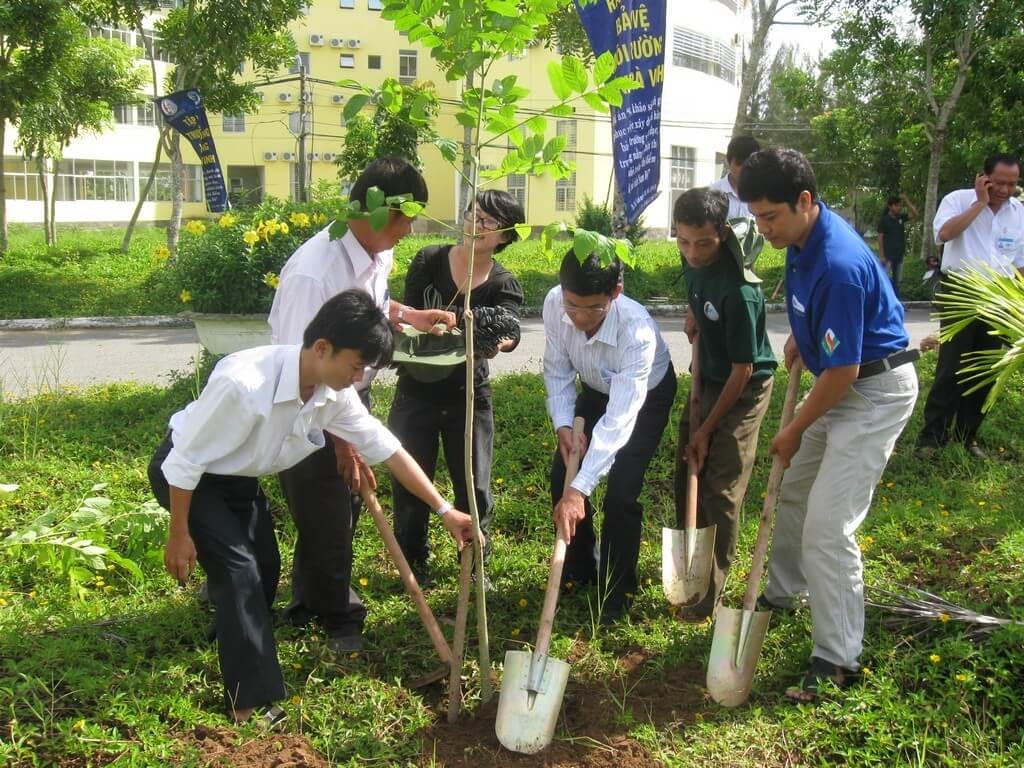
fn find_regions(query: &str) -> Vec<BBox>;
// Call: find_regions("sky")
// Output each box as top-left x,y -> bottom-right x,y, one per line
772,8 -> 837,61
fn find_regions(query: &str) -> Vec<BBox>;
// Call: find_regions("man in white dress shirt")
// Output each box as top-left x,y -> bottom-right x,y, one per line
709,135 -> 761,221
917,153 -> 1024,456
544,250 -> 677,624
269,158 -> 455,653
149,290 -> 475,725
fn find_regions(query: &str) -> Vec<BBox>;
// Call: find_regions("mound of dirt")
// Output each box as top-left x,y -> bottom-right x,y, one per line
190,724 -> 329,768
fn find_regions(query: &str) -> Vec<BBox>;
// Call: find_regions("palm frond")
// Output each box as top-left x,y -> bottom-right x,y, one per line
866,585 -> 1024,641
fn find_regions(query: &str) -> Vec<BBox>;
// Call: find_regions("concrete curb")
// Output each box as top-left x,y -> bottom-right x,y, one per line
0,302 -> 937,330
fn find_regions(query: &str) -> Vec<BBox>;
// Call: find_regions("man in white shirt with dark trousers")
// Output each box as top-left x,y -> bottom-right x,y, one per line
149,290 -> 475,726
544,249 -> 676,625
268,158 -> 455,654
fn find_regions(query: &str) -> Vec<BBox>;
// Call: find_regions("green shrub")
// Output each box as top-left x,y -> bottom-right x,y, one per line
574,195 -> 647,246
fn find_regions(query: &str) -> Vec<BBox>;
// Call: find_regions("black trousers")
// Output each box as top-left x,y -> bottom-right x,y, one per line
276,388 -> 370,636
550,365 -> 676,614
919,288 -> 1004,446
148,435 -> 285,711
389,384 -> 494,569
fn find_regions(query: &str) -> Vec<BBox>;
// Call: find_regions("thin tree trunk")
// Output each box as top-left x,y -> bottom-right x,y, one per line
122,132 -> 166,253
36,155 -> 52,246
733,0 -> 774,134
921,128 -> 945,263
168,130 -> 184,254
49,161 -> 57,244
0,120 -> 8,255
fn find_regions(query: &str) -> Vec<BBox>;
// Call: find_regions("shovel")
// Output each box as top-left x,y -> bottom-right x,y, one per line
447,544 -> 475,721
361,488 -> 452,687
495,416 -> 585,754
706,362 -> 802,707
662,334 -> 717,607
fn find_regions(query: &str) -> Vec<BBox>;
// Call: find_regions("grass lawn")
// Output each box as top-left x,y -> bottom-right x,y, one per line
1,356 -> 1022,766
1,223 -> 930,320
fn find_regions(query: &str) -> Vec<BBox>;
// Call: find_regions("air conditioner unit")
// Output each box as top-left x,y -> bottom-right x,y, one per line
307,152 -> 321,161
331,94 -> 345,104
346,39 -> 361,48
281,151 -> 296,161
309,33 -> 325,46
330,37 -> 344,48
255,92 -> 265,101
321,152 -> 335,162
263,151 -> 278,161
279,92 -> 293,102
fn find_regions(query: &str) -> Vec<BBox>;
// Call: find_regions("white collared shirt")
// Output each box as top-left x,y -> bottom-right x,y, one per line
709,175 -> 750,220
542,286 -> 671,496
161,345 -> 400,490
268,226 -> 393,390
934,189 -> 1024,275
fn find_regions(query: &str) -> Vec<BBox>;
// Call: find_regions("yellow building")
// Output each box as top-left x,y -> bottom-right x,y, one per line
3,1 -> 743,237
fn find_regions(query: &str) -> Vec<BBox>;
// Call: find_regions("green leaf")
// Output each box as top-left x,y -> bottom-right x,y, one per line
548,104 -> 575,117
456,111 -> 477,128
526,116 -> 547,135
343,93 -> 371,122
328,219 -> 349,240
336,79 -> 363,91
593,51 -> 616,85
583,92 -> 608,112
369,205 -> 391,231
434,137 -> 459,162
543,134 -> 568,162
514,223 -> 532,241
400,201 -> 424,218
366,186 -> 386,211
562,56 -> 588,94
547,60 -> 572,101
573,228 -> 601,259
105,551 -> 144,582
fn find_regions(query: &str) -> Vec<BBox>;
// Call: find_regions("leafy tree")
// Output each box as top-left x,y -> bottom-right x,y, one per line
0,0 -> 73,254
16,32 -> 145,244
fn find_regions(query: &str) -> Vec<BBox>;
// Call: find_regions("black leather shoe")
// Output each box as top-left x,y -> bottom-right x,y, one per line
327,633 -> 365,654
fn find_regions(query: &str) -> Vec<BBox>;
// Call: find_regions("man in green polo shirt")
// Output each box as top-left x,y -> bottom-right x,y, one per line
674,186 -> 778,620
876,193 -> 918,299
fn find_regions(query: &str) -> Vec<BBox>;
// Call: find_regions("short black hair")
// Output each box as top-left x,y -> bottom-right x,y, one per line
303,289 -> 393,368
472,189 -> 526,254
887,194 -> 902,207
349,157 -> 428,210
559,248 -> 623,296
726,135 -> 761,165
673,187 -> 729,232
738,148 -> 818,208
983,153 -> 1021,175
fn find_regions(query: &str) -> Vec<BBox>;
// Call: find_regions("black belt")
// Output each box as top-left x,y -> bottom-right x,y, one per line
858,349 -> 919,379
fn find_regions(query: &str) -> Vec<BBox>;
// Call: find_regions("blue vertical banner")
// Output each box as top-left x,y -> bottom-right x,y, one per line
156,89 -> 229,212
575,0 -> 666,224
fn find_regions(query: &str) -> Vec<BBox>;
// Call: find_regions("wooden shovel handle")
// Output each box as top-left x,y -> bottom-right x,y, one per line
741,363 -> 802,612
447,545 -> 474,722
361,488 -> 452,664
534,416 -> 585,657
685,334 -> 702,530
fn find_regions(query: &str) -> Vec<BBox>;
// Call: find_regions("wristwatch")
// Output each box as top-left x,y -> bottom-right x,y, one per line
397,305 -> 407,323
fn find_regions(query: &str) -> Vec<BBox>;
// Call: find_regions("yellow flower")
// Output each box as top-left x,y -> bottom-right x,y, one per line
978,501 -> 986,507
73,719 -> 86,731
184,219 -> 207,236
955,673 -> 968,682
27,590 -> 36,598
938,612 -> 951,623
104,586 -> 114,593
510,627 -> 520,636
314,212 -> 328,225
263,272 -> 281,290
862,667 -> 873,676
242,229 -> 260,247
349,652 -> 360,659
279,222 -> 290,235
929,654 -> 941,664
518,598 -> 528,607
290,695 -> 302,705
180,289 -> 192,303
289,212 -> 311,228
292,662 -> 302,670
0,598 -> 7,607
152,245 -> 170,262
358,577 -> 369,587
218,212 -> 238,228
885,481 -> 894,488
860,535 -> 874,551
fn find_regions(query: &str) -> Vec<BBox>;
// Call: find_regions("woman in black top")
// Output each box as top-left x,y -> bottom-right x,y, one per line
389,190 -> 526,586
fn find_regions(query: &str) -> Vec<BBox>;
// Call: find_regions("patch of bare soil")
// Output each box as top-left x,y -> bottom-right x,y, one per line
419,648 -> 706,767
189,724 -> 329,768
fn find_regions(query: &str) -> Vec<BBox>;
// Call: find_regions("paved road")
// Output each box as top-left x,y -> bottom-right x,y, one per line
0,310 -> 939,398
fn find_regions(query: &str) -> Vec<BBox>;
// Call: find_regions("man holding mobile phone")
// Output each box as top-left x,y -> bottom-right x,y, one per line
917,153 -> 1024,457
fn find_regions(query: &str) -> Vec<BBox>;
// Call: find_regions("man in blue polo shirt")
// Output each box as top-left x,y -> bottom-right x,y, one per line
738,148 -> 919,703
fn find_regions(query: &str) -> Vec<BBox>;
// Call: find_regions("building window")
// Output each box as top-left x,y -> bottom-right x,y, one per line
339,0 -> 355,6
114,104 -> 135,124
368,55 -> 382,69
136,102 -> 156,126
399,49 -> 417,84
507,173 -> 526,209
53,159 -> 135,202
2,156 -> 45,201
339,54 -> 355,68
672,27 -> 737,84
288,111 -> 311,136
222,113 -> 245,132
135,29 -> 173,63
555,172 -> 576,212
671,145 -> 696,190
368,0 -> 383,9
556,119 -> 578,149
90,25 -> 132,46
141,162 -> 204,202
290,52 -> 311,75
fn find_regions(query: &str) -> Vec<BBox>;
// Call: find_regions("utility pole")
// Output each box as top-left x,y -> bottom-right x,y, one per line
297,57 -> 308,203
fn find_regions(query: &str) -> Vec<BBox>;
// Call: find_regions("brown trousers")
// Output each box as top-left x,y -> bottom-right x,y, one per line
674,374 -> 773,617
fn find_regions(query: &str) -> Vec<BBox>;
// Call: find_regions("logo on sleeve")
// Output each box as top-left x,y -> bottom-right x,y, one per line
821,328 -> 841,356
790,294 -> 806,315
703,301 -> 720,322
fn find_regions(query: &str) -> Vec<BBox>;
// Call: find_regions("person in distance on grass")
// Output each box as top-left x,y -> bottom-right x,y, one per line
389,190 -> 526,589
738,148 -> 919,703
710,135 -> 761,220
148,290 -> 477,726
673,187 -> 777,621
545,249 -> 676,625
268,157 -> 455,656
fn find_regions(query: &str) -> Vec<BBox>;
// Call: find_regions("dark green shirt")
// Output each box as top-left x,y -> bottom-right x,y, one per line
683,252 -> 777,385
877,211 -> 909,262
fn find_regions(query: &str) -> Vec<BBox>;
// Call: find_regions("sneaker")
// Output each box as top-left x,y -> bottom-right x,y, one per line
327,633 -> 365,654
756,593 -> 800,613
967,443 -> 987,459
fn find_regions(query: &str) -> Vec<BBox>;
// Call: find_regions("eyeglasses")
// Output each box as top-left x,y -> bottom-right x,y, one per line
463,211 -> 501,231
561,301 -> 609,317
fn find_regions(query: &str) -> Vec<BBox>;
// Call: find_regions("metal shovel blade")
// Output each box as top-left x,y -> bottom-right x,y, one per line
495,649 -> 570,754
662,524 -> 717,607
706,605 -> 771,707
